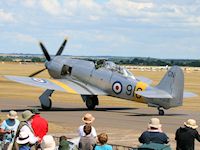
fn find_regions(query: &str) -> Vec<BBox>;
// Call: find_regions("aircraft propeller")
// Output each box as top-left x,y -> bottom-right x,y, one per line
29,38 -> 68,77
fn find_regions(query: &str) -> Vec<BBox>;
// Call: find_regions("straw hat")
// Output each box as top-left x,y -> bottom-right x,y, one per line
184,119 -> 198,129
148,118 -> 162,129
41,135 -> 56,150
16,131 -> 30,145
21,110 -> 34,121
82,113 -> 95,124
7,110 -> 18,119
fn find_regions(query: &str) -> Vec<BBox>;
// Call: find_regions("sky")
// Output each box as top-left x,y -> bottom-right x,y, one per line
0,0 -> 200,59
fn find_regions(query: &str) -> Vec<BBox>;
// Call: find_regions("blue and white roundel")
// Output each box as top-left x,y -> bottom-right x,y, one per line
112,81 -> 122,94
32,78 -> 46,83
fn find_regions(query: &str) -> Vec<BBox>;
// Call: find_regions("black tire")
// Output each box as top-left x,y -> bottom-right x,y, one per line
41,98 -> 52,110
159,109 -> 164,116
86,98 -> 96,110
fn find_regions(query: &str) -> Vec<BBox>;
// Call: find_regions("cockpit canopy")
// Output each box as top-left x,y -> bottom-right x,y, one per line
95,60 -> 135,79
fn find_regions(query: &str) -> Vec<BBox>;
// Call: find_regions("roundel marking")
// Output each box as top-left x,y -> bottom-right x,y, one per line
32,78 -> 46,83
112,81 -> 122,94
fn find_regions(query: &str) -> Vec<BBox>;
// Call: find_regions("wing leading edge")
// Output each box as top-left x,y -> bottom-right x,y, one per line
4,75 -> 107,95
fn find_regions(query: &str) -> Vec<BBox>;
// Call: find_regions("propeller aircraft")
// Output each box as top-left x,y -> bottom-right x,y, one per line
4,39 -> 196,115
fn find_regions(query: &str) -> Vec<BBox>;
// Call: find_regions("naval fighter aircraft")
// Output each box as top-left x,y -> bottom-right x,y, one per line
4,39 -> 196,115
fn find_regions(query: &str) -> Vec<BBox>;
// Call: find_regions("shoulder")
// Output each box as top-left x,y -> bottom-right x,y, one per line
140,131 -> 149,136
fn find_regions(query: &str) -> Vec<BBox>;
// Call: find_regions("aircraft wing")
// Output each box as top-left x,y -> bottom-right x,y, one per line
183,91 -> 198,98
4,75 -> 107,95
135,88 -> 173,99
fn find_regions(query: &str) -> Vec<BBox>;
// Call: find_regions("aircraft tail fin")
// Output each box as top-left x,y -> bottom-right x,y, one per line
156,66 -> 184,106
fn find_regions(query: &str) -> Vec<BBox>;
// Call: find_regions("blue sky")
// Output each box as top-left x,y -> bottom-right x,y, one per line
0,0 -> 200,59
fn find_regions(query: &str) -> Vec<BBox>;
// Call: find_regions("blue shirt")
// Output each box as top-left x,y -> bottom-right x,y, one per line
95,144 -> 112,150
19,145 -> 31,150
0,119 -> 20,143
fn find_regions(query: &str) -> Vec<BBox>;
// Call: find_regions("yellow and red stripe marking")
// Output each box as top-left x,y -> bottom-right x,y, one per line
133,81 -> 148,103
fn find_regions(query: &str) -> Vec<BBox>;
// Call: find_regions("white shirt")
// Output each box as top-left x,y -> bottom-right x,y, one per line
20,123 -> 38,144
78,125 -> 97,137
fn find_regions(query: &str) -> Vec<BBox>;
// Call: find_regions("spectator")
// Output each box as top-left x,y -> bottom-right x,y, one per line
40,135 -> 56,150
58,136 -> 70,150
95,133 -> 112,150
31,109 -> 48,142
0,110 -> 20,150
79,124 -> 96,150
139,118 -> 169,144
0,118 -> 3,149
78,113 -> 97,137
175,119 -> 200,150
13,110 -> 39,150
16,131 -> 32,150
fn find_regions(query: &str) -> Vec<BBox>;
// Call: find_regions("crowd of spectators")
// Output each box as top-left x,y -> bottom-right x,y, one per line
0,110 -> 200,150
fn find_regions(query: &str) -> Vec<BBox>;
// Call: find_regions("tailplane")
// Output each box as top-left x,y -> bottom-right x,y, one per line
156,66 -> 184,107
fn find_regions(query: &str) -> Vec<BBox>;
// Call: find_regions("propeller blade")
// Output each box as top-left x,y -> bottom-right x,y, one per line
29,68 -> 46,77
56,38 -> 67,56
39,42 -> 51,61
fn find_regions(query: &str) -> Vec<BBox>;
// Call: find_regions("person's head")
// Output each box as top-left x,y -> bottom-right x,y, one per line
148,118 -> 162,130
184,119 -> 198,129
97,133 -> 108,145
82,113 -> 95,124
21,110 -> 34,122
31,108 -> 40,115
7,110 -> 18,120
83,124 -> 92,135
16,131 -> 30,145
59,136 -> 67,142
41,135 -> 56,150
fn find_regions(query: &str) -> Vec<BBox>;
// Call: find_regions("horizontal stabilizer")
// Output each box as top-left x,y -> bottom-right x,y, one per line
183,91 -> 198,98
136,76 -> 152,85
4,75 -> 107,95
135,88 -> 173,99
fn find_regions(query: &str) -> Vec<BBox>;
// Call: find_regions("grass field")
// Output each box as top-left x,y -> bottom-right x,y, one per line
0,62 -> 199,108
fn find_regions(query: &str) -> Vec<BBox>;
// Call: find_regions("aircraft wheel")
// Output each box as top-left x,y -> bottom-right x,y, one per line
158,109 -> 164,116
41,98 -> 52,110
86,98 -> 96,110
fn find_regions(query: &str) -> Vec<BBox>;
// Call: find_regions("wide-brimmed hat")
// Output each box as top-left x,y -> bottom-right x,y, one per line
41,135 -> 56,150
82,113 -> 95,124
31,108 -> 40,114
7,110 -> 18,119
148,118 -> 162,129
16,131 -> 30,145
21,110 -> 34,121
184,119 -> 198,129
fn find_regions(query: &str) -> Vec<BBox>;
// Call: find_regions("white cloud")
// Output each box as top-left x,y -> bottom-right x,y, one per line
106,0 -> 154,17
40,0 -> 61,16
22,0 -> 37,7
0,9 -> 15,23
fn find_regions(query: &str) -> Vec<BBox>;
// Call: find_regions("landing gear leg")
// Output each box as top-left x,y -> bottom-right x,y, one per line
158,107 -> 165,116
39,89 -> 54,110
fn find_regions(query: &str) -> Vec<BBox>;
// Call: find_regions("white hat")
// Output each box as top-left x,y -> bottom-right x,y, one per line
7,110 -> 18,119
41,135 -> 56,150
16,131 -> 30,145
148,118 -> 162,129
184,119 -> 198,129
82,113 -> 95,124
